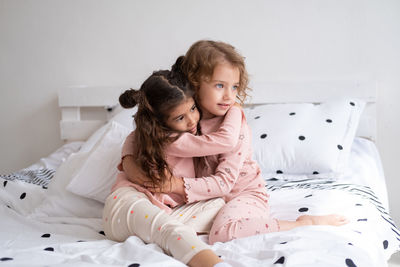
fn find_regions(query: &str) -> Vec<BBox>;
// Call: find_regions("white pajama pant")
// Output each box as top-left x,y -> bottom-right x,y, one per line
103,187 -> 225,264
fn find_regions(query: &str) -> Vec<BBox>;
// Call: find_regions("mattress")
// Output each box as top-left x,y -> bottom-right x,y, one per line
0,137 -> 399,266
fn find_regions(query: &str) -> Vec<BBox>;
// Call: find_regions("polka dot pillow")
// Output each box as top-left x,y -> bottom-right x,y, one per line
244,98 -> 366,179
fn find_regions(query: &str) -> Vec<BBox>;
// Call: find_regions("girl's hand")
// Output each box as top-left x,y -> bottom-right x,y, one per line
144,175 -> 185,195
122,155 -> 185,196
122,155 -> 152,186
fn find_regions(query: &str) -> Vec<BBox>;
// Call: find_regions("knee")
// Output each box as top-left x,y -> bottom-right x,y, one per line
209,230 -> 230,245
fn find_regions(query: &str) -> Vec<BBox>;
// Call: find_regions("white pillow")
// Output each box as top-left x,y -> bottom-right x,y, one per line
31,108 -> 136,218
30,150 -> 104,218
66,121 -> 131,203
79,107 -> 136,153
245,98 -> 365,179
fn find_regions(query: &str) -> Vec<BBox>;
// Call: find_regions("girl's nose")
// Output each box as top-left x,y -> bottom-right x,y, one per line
187,114 -> 196,127
223,87 -> 233,100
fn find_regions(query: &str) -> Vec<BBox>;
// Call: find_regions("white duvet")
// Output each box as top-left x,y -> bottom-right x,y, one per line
0,139 -> 399,267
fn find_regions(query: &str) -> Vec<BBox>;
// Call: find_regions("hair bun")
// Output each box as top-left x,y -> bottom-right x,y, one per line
119,88 -> 140,108
172,55 -> 185,74
170,56 -> 187,84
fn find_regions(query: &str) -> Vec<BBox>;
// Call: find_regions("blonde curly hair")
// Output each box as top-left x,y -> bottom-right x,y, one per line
180,40 -> 250,105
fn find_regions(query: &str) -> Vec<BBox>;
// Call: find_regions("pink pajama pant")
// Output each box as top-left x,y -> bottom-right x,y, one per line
103,187 -> 225,264
209,190 -> 280,244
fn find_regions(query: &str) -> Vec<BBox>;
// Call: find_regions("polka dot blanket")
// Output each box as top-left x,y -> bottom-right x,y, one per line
1,175 -> 399,266
0,137 -> 399,266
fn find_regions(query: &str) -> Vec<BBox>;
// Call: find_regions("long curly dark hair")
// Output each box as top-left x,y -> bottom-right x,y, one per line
119,57 -> 194,187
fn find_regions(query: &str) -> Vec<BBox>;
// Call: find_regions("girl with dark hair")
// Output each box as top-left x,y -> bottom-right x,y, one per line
103,63 -> 243,267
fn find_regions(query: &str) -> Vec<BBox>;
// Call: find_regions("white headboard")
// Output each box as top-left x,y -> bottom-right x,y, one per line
58,81 -> 377,142
58,86 -> 124,141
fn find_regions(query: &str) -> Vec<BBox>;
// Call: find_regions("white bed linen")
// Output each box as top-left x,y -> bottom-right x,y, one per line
339,137 -> 388,209
0,139 -> 399,267
26,142 -> 84,171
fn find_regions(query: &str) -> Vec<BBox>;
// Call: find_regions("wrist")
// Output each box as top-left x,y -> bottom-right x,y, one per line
175,177 -> 185,195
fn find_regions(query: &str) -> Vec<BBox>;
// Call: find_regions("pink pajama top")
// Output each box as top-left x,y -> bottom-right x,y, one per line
183,111 -> 269,204
111,106 -> 243,213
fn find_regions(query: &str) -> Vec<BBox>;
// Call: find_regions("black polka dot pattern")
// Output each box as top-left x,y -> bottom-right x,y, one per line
44,247 -> 54,251
276,170 -> 283,174
274,256 -> 285,264
41,233 -> 51,238
247,99 -> 362,176
128,264 -> 141,267
3,181 -> 7,187
383,240 -> 388,249
298,207 -> 309,212
0,257 -> 13,261
99,231 -> 105,236
20,192 -> 26,199
345,258 -> 357,267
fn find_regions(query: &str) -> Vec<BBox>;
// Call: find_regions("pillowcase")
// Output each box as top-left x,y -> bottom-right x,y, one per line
30,150 -> 105,218
244,98 -> 365,180
31,108 -> 136,218
66,121 -> 131,203
79,107 -> 136,153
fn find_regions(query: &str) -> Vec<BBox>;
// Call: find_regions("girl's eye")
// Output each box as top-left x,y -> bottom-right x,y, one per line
232,85 -> 239,91
216,83 -> 224,89
175,116 -> 184,122
191,105 -> 197,112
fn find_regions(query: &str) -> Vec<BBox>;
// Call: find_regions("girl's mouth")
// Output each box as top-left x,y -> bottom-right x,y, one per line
190,126 -> 197,134
218,103 -> 231,109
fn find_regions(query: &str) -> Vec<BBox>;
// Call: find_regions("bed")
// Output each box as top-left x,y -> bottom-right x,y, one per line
1,81 -> 399,267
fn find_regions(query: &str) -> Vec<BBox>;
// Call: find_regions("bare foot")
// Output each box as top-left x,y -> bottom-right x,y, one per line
296,214 -> 349,226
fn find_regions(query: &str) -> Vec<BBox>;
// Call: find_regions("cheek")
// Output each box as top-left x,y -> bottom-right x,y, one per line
198,84 -> 213,100
165,121 -> 175,130
201,90 -> 218,105
195,111 -> 200,123
197,90 -> 206,102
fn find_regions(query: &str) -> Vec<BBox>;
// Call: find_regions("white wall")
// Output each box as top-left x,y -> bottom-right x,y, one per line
1,0 -> 399,224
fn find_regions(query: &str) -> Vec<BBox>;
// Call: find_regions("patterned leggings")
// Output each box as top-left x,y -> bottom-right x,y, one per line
209,191 -> 280,244
103,187 -> 225,264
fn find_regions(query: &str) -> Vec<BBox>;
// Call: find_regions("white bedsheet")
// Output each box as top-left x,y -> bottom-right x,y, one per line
0,139 -> 399,266
339,137 -> 388,209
